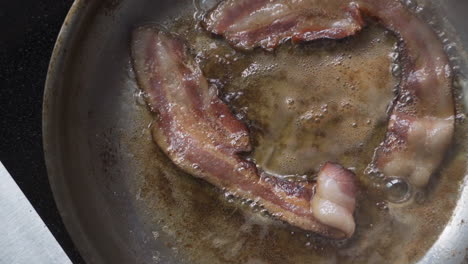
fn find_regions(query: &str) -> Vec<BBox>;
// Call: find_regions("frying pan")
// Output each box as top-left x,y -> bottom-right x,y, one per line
43,0 -> 468,263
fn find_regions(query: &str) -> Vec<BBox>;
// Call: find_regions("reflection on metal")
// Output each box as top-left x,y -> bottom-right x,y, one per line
419,177 -> 468,264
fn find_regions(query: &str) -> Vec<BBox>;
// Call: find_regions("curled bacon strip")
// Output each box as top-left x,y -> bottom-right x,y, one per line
131,27 -> 251,154
359,1 -> 455,188
202,0 -> 364,50
204,0 -> 455,189
131,26 -> 357,238
312,162 -> 357,238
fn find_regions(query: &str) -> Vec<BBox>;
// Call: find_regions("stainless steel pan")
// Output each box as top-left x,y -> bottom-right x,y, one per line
43,0 -> 468,263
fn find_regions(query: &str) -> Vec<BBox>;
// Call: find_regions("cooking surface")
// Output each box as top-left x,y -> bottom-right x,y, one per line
43,0 -> 467,263
0,1 -> 82,263
2,0 -> 467,264
125,2 -> 466,262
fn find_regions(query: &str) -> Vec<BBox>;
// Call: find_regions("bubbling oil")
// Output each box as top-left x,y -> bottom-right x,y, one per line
127,3 -> 467,264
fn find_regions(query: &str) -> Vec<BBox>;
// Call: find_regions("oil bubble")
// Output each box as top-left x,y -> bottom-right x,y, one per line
365,166 -> 384,179
391,64 -> 401,77
390,51 -> 399,61
404,0 -> 417,10
194,0 -> 221,12
376,201 -> 389,211
384,177 -> 412,203
286,98 -> 295,106
134,90 -> 147,106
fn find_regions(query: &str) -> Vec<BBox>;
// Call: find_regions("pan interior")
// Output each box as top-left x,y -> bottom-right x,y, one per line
45,0 -> 468,263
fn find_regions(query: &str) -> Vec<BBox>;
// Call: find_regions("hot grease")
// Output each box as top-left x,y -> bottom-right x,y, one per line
127,5 -> 467,264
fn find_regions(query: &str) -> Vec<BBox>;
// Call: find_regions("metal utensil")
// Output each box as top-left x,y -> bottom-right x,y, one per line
0,162 -> 72,264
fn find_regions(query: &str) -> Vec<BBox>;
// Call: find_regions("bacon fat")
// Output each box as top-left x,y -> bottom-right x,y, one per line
131,26 -> 357,238
203,0 -> 455,188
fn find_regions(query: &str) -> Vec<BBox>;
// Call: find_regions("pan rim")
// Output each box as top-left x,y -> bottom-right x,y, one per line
42,0 -> 107,263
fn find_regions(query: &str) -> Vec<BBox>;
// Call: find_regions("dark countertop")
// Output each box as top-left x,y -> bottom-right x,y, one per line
0,1 -> 84,263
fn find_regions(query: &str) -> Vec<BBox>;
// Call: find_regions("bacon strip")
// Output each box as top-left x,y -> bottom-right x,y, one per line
358,0 -> 455,188
312,162 -> 357,238
131,27 -> 251,154
204,0 -> 455,189
202,0 -> 365,50
131,26 -> 357,239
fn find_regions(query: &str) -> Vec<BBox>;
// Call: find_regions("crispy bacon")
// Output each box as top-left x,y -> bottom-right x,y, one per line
204,0 -> 455,188
131,26 -> 357,238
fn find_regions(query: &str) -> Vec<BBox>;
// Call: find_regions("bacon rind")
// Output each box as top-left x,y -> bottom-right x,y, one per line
131,26 -> 357,238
